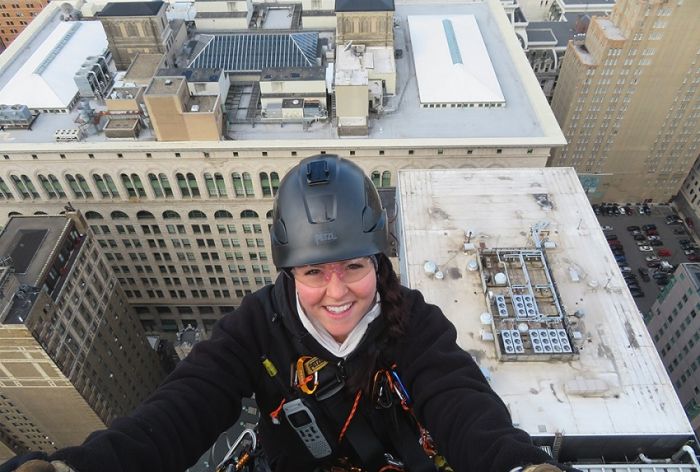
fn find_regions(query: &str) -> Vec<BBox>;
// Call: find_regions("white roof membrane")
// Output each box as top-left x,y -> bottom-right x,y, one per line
407,15 -> 505,106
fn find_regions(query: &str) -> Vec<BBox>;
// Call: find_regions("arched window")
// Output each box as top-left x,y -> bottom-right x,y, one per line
266,209 -> 273,219
85,211 -> 104,220
370,171 -> 381,188
149,173 -> 164,198
93,173 -> 119,198
66,174 -> 92,199
33,211 -> 47,215
188,210 -> 207,219
176,173 -> 200,198
159,173 -> 173,197
381,171 -> 391,188
187,173 -> 200,198
259,172 -> 271,197
0,177 -> 14,200
231,173 -> 244,197
163,210 -> 181,219
10,174 -> 39,199
259,172 -> 280,197
8,211 -> 22,217
214,210 -> 233,219
76,174 -> 92,198
136,210 -> 155,220
361,19 -> 370,33
121,173 -> 146,198
204,173 -> 227,198
38,174 -> 66,199
242,172 -> 254,197
240,209 -> 259,219
111,210 -> 129,219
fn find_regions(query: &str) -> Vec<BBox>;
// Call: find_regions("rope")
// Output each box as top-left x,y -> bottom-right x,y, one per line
338,390 -> 363,444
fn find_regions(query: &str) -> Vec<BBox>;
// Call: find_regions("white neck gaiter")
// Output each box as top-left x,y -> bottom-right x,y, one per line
295,291 -> 381,359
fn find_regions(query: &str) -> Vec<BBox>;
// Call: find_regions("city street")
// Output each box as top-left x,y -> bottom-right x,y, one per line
596,205 -> 696,316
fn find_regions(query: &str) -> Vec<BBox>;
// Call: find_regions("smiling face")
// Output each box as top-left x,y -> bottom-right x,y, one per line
293,258 -> 378,343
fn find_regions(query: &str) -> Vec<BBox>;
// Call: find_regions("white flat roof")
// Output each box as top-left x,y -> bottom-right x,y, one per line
408,15 -> 504,105
0,21 -> 108,110
396,167 -> 693,438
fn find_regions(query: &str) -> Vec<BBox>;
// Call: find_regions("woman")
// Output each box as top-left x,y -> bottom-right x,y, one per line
4,156 -> 576,472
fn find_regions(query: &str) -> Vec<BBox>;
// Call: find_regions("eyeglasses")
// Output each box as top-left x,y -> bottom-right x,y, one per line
291,257 -> 374,288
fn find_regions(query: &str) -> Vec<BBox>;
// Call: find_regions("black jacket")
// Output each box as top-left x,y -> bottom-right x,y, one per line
52,275 -> 551,472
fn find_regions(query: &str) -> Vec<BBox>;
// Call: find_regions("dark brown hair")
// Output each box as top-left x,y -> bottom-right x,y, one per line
346,252 -> 406,393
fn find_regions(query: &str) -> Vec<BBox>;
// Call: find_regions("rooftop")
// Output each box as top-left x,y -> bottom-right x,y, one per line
396,167 -> 693,449
189,32 -> 320,73
560,0 -> 615,6
335,0 -> 394,13
0,216 -> 70,288
157,67 -> 224,83
528,11 -> 609,49
97,1 -> 164,17
123,53 -> 165,85
0,1 -> 565,148
0,21 -> 108,110
679,263 -> 700,291
408,15 -> 504,106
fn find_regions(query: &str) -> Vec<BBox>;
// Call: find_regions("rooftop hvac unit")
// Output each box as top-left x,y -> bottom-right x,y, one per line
501,330 -> 523,354
495,295 -> 508,317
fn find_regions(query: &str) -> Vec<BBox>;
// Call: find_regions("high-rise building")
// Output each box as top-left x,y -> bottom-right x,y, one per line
396,166 -> 698,466
549,0 -> 700,203
0,0 -> 564,339
647,262 -> 700,437
0,214 -> 166,461
0,0 -> 50,47
675,155 -> 700,230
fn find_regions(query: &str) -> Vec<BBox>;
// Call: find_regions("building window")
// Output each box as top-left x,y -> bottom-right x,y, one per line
121,173 -> 146,198
93,173 -> 119,198
38,174 -> 66,199
10,174 -> 39,199
176,173 -> 200,198
0,177 -> 14,199
65,174 -> 92,199
204,172 -> 227,198
259,172 -> 280,197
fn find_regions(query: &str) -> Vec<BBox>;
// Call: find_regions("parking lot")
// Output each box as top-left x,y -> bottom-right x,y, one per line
595,204 -> 697,315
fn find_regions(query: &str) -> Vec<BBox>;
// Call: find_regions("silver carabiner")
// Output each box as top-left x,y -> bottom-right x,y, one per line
216,428 -> 257,472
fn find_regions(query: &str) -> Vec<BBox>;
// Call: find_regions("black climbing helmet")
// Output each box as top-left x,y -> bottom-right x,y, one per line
271,155 -> 389,269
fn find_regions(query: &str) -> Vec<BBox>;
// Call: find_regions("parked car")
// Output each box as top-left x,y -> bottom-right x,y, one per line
656,278 -> 670,286
649,240 -> 663,247
684,249 -> 697,256
642,224 -> 657,231
643,205 -> 652,215
657,248 -> 672,257
648,235 -> 661,241
627,225 -> 641,232
679,239 -> 691,246
638,268 -> 650,282
645,229 -> 659,236
647,260 -> 661,268
612,248 -> 626,256
645,255 -> 660,262
620,266 -> 633,273
630,290 -> 645,298
602,225 -> 614,231
638,245 -> 653,252
688,253 -> 699,262
633,234 -> 647,241
605,234 -> 618,241
652,272 -> 668,280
